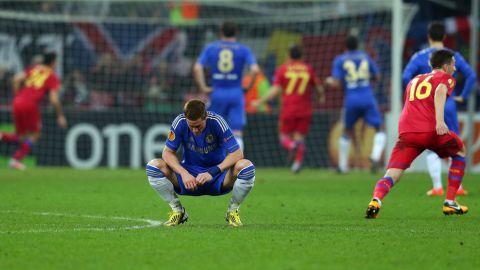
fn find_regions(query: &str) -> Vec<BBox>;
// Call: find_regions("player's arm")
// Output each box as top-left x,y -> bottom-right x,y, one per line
368,56 -> 381,83
49,90 -> 67,128
252,85 -> 281,108
243,64 -> 260,92
162,146 -> 190,176
219,147 -> 243,170
454,53 -> 477,103
402,56 -> 420,89
434,83 -> 449,135
12,72 -> 26,95
193,63 -> 211,94
162,146 -> 197,190
324,57 -> 343,90
324,77 -> 342,89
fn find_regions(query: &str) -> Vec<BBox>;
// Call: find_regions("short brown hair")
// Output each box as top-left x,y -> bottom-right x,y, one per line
430,49 -> 454,69
184,99 -> 207,120
221,21 -> 237,38
428,21 -> 445,42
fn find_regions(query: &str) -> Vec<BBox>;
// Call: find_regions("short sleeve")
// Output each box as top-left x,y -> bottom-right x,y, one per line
331,57 -> 343,80
272,66 -> 284,87
196,45 -> 210,66
47,73 -> 61,92
309,65 -> 320,86
210,114 -> 239,153
244,46 -> 257,66
368,56 -> 379,77
444,74 -> 456,96
165,114 -> 185,151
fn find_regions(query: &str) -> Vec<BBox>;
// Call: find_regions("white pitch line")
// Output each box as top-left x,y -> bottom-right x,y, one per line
0,210 -> 164,234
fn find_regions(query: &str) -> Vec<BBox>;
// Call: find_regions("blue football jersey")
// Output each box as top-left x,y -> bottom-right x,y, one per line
402,47 -> 476,99
196,40 -> 257,88
165,112 -> 240,167
332,50 -> 379,101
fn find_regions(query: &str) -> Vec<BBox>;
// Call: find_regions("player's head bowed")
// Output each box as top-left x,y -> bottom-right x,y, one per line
430,49 -> 455,74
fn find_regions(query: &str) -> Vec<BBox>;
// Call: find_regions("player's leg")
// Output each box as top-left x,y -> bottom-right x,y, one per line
365,133 -> 424,219
339,105 -> 358,173
425,150 -> 443,196
444,99 -> 467,195
365,102 -> 386,173
0,107 -> 20,144
433,133 -> 468,215
9,106 -> 41,170
146,158 -> 187,226
222,159 -> 255,226
279,116 -> 296,164
0,132 -> 19,143
291,132 -> 306,173
290,116 -> 310,173
226,89 -> 246,151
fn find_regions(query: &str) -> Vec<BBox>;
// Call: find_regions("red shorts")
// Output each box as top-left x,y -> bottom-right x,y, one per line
13,102 -> 41,136
279,115 -> 311,135
388,131 -> 464,169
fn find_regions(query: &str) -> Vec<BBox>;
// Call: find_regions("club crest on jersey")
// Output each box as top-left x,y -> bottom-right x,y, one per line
205,134 -> 214,144
168,130 -> 175,141
448,79 -> 455,88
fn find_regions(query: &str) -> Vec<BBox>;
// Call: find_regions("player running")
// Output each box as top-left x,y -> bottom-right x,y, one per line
324,35 -> 386,173
0,52 -> 67,170
194,21 -> 260,151
365,49 -> 468,219
252,44 -> 325,173
146,99 -> 255,227
402,21 -> 475,196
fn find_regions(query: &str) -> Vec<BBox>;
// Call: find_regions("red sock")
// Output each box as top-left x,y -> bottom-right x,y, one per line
373,176 -> 394,201
446,156 -> 465,201
280,135 -> 294,151
294,141 -> 305,162
13,139 -> 33,161
0,132 -> 19,143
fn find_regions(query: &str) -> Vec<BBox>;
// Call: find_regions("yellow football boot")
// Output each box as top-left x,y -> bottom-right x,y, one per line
226,209 -> 243,227
164,208 -> 188,227
365,199 -> 381,219
443,201 -> 468,216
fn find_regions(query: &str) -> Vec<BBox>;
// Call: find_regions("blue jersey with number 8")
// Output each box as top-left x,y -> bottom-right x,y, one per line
197,40 -> 257,88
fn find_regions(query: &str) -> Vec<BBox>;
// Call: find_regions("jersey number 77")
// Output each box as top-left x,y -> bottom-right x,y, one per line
285,70 -> 310,95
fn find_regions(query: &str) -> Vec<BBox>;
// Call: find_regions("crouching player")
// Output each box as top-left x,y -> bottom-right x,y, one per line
365,50 -> 468,219
146,99 -> 255,227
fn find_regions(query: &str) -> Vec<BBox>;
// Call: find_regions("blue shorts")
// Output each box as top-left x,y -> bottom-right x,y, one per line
344,99 -> 382,130
175,163 -> 231,196
445,97 -> 459,134
208,87 -> 245,132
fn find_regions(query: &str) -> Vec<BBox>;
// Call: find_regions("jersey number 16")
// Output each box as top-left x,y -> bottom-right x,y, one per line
408,75 -> 433,101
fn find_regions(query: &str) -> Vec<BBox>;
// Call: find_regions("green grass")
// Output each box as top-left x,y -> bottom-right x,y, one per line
0,168 -> 479,270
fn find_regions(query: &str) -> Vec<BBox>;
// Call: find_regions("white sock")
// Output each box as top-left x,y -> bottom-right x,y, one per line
426,151 -> 442,189
338,135 -> 350,171
229,164 -> 255,211
146,164 -> 183,212
370,131 -> 386,161
235,136 -> 244,152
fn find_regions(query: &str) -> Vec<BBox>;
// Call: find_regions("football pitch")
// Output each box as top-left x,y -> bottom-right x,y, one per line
1,168 -> 479,269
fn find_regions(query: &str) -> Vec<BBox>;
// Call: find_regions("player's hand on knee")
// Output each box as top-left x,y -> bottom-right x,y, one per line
182,173 -> 197,191
196,172 -> 212,185
436,122 -> 449,135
